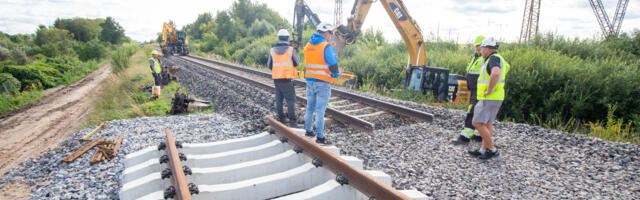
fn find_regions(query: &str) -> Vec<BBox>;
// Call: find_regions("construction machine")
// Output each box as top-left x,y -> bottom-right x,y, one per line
294,0 -> 463,102
160,22 -> 190,56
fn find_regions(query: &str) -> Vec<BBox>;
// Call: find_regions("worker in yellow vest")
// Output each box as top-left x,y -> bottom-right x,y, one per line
267,29 -> 301,128
149,50 -> 163,86
453,35 -> 485,145
302,22 -> 340,145
468,37 -> 510,160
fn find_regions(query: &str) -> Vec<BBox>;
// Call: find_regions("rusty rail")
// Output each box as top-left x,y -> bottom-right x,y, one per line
267,117 -> 410,200
165,129 -> 192,200
175,56 -> 374,131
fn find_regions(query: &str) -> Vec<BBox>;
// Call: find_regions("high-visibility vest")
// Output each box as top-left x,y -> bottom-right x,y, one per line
270,46 -> 298,79
150,58 -> 161,74
477,53 -> 510,101
466,54 -> 483,74
303,41 -> 333,83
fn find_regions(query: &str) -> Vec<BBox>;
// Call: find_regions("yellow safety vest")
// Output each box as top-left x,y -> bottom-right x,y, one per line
150,58 -> 161,74
477,53 -> 510,100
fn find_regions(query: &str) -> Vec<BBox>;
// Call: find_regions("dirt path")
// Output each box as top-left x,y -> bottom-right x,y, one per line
0,63 -> 111,176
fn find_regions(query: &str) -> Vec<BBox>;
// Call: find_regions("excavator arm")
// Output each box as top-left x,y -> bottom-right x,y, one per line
333,0 -> 426,67
292,0 -> 322,49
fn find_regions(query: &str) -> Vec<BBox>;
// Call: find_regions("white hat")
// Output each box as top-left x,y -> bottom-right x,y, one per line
316,22 -> 334,33
277,29 -> 289,37
480,37 -> 498,48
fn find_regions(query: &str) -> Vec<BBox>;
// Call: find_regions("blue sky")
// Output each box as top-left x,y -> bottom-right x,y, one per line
0,0 -> 638,43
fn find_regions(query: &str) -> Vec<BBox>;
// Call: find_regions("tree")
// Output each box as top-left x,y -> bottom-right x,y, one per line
34,25 -> 75,57
54,18 -> 102,42
187,12 -> 214,40
248,19 -> 275,38
100,17 -> 125,44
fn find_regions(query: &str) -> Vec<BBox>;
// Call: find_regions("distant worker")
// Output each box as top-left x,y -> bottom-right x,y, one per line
468,37 -> 510,160
150,50 -> 163,86
303,22 -> 340,145
453,35 -> 485,145
267,29 -> 301,128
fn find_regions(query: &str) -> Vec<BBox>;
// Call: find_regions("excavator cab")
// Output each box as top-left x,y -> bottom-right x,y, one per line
407,66 -> 450,102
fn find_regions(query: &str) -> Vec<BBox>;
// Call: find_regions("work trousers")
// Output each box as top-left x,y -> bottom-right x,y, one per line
304,81 -> 331,138
274,79 -> 296,121
463,73 -> 479,130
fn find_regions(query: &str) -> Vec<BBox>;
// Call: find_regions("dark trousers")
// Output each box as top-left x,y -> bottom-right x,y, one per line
464,73 -> 479,129
153,74 -> 160,86
274,79 -> 296,120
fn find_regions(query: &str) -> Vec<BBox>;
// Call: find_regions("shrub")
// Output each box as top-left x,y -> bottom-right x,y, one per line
111,44 -> 137,74
10,47 -> 28,65
248,19 -> 275,38
77,39 -> 106,61
0,73 -> 20,95
0,46 -> 9,61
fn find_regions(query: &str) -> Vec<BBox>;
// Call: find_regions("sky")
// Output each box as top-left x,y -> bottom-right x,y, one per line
0,0 -> 638,44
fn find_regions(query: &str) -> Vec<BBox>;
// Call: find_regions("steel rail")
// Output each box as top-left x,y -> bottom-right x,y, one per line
185,55 -> 433,122
267,117 -> 410,200
165,129 -> 192,200
174,56 -> 374,131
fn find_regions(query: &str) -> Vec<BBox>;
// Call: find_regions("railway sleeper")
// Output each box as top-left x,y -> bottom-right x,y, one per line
119,128 -> 426,200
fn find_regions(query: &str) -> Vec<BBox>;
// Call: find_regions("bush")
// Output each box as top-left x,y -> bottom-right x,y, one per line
0,73 -> 20,95
10,46 -> 28,65
248,19 -> 275,38
111,44 -> 138,74
0,46 -> 9,61
77,39 -> 106,61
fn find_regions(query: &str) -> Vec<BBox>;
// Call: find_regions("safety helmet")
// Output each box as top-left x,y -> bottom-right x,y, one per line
316,22 -> 334,33
151,50 -> 159,56
473,35 -> 485,46
480,37 -> 498,48
277,29 -> 290,37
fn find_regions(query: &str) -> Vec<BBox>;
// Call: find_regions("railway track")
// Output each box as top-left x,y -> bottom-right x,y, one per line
171,55 -> 433,132
119,117 -> 427,199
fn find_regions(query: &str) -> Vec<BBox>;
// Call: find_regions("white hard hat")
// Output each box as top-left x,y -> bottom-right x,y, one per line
480,37 -> 498,48
316,22 -> 334,33
277,29 -> 289,37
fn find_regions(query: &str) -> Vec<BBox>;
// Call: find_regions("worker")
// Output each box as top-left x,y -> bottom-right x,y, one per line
149,50 -> 162,86
468,37 -> 510,160
303,22 -> 340,145
267,29 -> 301,128
453,35 -> 485,145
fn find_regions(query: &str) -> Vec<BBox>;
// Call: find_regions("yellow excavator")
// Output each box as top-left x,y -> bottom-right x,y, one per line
294,0 -> 464,102
160,22 -> 189,56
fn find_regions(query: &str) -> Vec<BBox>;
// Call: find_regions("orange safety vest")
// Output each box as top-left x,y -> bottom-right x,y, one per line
270,46 -> 298,79
303,41 -> 333,83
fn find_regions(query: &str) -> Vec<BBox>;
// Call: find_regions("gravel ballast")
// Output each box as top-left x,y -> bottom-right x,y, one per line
0,56 -> 638,199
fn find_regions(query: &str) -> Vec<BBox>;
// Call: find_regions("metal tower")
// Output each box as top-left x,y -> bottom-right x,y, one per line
519,0 -> 541,42
334,0 -> 343,27
589,0 -> 629,38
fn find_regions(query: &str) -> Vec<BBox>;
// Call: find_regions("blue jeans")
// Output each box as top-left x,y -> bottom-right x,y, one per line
304,81 -> 331,138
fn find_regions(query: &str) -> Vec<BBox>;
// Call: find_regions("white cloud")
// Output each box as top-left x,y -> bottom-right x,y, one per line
0,0 -> 637,42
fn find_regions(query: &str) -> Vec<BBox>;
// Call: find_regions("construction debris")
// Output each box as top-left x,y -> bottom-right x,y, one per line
81,123 -> 106,141
170,87 -> 210,115
90,135 -> 124,164
62,137 -> 104,163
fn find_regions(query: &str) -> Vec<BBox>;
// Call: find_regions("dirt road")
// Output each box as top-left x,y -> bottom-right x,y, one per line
0,63 -> 111,176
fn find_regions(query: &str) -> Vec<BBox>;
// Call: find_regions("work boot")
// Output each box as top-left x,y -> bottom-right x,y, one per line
479,149 -> 499,160
452,135 -> 471,145
315,137 -> 332,145
468,148 -> 483,157
305,131 -> 316,137
277,116 -> 287,124
288,118 -> 299,128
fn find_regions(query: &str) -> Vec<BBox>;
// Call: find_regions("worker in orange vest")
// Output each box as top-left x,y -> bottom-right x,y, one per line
302,22 -> 340,145
268,29 -> 300,128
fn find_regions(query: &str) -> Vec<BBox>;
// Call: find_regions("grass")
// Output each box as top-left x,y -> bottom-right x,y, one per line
86,47 -> 209,127
0,89 -> 43,114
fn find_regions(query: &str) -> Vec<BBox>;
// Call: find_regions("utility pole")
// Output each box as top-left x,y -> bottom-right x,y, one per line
519,0 -> 541,42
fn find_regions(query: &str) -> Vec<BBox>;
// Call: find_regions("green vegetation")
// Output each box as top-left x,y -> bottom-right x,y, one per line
181,0 -> 639,143
0,16 -> 130,115
88,47 -> 197,126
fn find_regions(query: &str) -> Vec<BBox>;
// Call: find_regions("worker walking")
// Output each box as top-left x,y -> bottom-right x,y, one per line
149,50 -> 163,86
268,29 -> 301,128
468,37 -> 510,160
453,35 -> 485,145
303,22 -> 340,145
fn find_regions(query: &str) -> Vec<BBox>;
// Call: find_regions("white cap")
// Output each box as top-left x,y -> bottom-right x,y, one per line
277,29 -> 289,37
480,37 -> 498,48
316,22 -> 334,33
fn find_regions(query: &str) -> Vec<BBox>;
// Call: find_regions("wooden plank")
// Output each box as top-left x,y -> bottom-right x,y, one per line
110,135 -> 124,161
63,137 -> 104,163
90,148 -> 103,164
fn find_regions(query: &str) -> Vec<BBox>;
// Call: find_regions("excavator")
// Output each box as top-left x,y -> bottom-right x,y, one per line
160,22 -> 190,56
293,0 -> 463,102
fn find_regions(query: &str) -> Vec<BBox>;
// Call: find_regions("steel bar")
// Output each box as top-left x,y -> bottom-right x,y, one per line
165,129 -> 191,200
268,117 -> 410,200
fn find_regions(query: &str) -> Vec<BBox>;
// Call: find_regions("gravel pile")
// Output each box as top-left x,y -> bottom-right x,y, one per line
1,56 -> 637,199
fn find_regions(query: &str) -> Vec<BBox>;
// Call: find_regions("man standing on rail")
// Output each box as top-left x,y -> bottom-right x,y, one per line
268,29 -> 301,128
303,22 -> 340,145
468,37 -> 510,160
149,50 -> 163,86
453,35 -> 485,145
